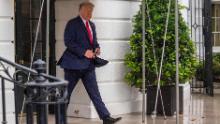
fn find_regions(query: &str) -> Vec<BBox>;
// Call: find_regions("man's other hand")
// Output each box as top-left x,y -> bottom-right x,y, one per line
95,48 -> 101,56
84,50 -> 95,59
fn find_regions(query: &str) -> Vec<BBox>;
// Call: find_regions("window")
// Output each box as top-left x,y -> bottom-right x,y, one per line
212,4 -> 220,46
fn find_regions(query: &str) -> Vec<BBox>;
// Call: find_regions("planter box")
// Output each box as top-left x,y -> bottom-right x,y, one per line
147,85 -> 176,116
146,83 -> 190,116
179,83 -> 191,115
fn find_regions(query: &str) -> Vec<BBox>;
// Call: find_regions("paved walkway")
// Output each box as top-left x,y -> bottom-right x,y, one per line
19,94 -> 220,124
61,94 -> 220,124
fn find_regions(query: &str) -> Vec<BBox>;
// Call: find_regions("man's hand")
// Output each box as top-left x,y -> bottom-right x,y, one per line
95,48 -> 101,56
84,50 -> 95,59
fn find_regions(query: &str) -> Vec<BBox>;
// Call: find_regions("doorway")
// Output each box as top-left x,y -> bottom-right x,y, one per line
15,0 -> 56,118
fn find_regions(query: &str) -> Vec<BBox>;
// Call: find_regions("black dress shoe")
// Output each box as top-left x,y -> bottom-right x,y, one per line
103,116 -> 122,124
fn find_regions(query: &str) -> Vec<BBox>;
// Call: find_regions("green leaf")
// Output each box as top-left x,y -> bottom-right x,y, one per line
124,0 -> 199,88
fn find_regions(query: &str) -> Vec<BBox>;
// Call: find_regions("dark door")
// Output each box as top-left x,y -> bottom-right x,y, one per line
15,0 -> 56,120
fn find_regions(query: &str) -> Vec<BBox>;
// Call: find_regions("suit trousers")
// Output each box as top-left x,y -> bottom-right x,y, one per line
60,68 -> 110,122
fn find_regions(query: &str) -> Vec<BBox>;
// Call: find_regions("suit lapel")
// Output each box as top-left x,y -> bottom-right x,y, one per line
78,16 -> 90,42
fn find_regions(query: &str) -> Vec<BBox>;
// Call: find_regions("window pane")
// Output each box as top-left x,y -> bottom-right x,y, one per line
213,33 -> 220,46
212,4 -> 220,46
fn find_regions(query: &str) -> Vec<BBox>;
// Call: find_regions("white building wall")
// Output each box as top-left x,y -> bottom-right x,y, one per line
55,0 -> 141,118
0,0 -> 15,123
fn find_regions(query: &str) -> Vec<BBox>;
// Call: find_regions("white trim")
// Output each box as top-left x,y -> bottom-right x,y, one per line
212,17 -> 220,18
213,47 -> 220,53
212,32 -> 220,34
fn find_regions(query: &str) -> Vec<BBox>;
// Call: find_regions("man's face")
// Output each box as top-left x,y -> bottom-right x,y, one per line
80,5 -> 93,21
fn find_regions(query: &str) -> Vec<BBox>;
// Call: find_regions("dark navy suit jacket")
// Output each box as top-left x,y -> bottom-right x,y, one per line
58,16 -> 100,70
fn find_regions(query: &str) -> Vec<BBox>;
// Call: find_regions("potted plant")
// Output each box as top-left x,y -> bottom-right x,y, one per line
124,0 -> 198,116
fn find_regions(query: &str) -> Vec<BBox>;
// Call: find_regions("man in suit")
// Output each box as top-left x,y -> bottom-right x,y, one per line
58,1 -> 122,124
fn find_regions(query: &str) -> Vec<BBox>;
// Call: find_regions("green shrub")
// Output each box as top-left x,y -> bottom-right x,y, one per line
196,53 -> 220,81
213,54 -> 220,80
124,0 -> 198,88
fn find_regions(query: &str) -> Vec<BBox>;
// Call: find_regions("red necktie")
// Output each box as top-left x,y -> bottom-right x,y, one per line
86,21 -> 93,44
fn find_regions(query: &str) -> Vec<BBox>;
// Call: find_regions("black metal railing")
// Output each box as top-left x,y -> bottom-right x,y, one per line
189,0 -> 206,93
189,0 -> 214,96
0,56 -> 68,124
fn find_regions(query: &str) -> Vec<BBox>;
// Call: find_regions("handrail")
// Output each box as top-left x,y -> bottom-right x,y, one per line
0,56 -> 37,74
0,56 -> 68,124
0,56 -> 66,83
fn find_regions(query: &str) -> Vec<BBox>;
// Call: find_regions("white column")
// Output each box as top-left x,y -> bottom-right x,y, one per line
0,0 -> 15,123
179,0 -> 189,22
55,0 -> 141,118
